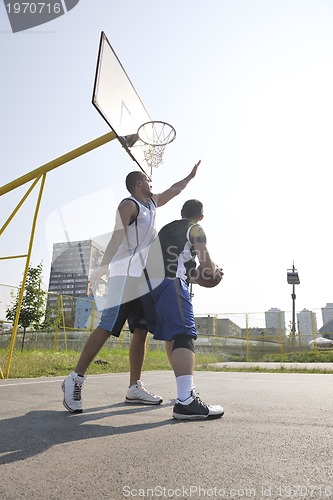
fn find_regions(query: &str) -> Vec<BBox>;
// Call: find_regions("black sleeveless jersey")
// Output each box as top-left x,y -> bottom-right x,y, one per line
157,219 -> 198,282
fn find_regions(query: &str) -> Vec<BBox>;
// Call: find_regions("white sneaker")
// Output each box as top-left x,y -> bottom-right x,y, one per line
125,380 -> 163,405
62,372 -> 86,413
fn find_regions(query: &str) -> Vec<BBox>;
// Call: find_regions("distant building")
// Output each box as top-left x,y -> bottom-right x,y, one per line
195,316 -> 216,336
265,307 -> 286,337
318,319 -> 333,340
321,303 -> 333,326
217,318 -> 242,337
74,296 -> 101,330
47,239 -> 105,327
297,308 -> 317,339
194,316 -> 242,337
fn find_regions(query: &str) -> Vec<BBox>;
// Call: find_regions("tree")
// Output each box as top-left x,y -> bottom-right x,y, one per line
6,263 -> 47,349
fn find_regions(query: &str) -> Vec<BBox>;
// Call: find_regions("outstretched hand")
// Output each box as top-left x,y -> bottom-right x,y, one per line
190,160 -> 201,178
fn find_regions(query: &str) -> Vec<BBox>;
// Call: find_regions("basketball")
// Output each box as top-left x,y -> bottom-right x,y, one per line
194,265 -> 223,288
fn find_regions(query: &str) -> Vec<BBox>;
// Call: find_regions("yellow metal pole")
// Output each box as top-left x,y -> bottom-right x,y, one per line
54,294 -> 61,351
214,315 -> 219,352
61,295 -> 67,350
55,295 -> 59,349
0,287 -> 19,367
0,176 -> 41,235
0,131 -> 116,196
278,311 -> 284,355
5,174 -> 46,378
245,313 -> 250,361
2,132 -> 117,376
311,311 -> 318,354
0,255 -> 28,261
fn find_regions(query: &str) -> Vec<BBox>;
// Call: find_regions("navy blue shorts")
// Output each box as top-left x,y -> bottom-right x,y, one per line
142,278 -> 197,342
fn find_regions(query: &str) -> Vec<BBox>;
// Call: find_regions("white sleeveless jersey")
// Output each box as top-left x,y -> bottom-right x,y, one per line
108,196 -> 157,277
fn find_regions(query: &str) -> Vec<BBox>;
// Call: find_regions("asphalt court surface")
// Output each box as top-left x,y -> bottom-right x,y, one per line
1,370 -> 333,500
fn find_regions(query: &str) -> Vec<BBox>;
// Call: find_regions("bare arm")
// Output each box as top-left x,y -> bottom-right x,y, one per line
190,224 -> 217,275
189,224 -> 224,283
90,200 -> 138,288
152,160 -> 200,207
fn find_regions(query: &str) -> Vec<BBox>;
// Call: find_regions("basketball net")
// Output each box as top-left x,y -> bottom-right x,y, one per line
138,121 -> 176,169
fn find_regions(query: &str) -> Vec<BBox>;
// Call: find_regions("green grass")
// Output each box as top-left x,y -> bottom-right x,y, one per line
0,348 -> 164,378
1,348 -> 333,379
0,348 -> 229,379
265,350 -> 333,363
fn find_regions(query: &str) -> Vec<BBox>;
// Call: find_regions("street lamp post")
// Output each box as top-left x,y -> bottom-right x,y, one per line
287,262 -> 300,345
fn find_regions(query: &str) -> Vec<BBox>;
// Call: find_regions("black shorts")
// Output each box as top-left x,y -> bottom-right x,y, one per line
98,275 -> 150,337
99,298 -> 147,337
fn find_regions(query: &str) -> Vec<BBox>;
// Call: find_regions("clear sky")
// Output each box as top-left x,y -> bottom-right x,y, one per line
1,0 -> 333,327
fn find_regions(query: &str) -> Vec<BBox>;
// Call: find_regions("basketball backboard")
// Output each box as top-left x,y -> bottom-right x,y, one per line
92,31 -> 152,176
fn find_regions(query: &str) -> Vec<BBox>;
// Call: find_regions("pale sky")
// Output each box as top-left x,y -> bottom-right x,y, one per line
1,0 -> 333,328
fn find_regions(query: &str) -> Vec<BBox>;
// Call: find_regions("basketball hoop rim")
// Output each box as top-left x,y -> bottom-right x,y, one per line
137,120 -> 176,146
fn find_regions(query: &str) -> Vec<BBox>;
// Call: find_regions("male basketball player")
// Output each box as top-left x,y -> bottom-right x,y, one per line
62,163 -> 199,413
143,199 -> 224,420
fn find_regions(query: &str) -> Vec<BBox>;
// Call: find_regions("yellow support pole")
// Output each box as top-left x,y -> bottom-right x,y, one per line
5,174 -> 46,378
278,311 -> 284,355
214,315 -> 219,352
0,131 -> 116,196
0,176 -> 41,235
2,131 -> 117,376
245,313 -> 250,361
54,294 -> 65,351
311,311 -> 318,354
0,255 -> 28,261
61,296 -> 67,350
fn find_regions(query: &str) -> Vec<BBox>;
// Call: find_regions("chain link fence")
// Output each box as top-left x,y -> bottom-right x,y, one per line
1,286 -> 332,360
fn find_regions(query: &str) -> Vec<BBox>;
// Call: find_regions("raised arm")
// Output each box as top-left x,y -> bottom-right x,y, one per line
152,160 -> 200,207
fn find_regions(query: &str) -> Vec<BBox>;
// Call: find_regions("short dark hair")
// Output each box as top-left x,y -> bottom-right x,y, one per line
125,171 -> 146,194
181,199 -> 203,219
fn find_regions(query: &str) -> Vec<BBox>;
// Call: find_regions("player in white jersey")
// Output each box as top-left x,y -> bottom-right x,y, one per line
62,164 -> 199,413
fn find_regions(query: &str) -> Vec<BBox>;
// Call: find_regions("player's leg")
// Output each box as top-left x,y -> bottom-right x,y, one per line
75,326 -> 111,376
153,278 -> 224,420
129,327 -> 148,386
165,340 -> 174,366
171,333 -> 224,421
171,335 -> 195,403
62,326 -> 111,414
125,297 -> 163,405
62,283 -> 129,413
172,340 -> 195,376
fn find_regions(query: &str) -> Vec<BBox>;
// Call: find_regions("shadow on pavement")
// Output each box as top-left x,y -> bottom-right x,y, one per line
0,402 -> 175,465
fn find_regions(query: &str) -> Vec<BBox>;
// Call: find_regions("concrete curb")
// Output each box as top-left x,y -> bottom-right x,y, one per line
206,361 -> 333,371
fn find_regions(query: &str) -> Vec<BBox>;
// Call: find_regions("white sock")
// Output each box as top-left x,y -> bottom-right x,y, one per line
176,375 -> 194,403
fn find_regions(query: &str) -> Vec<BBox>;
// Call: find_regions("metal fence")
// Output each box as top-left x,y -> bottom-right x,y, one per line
1,287 -> 332,368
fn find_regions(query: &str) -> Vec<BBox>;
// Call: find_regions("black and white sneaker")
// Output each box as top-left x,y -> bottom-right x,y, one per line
172,390 -> 224,421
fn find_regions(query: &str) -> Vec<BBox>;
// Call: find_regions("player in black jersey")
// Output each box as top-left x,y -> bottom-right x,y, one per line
143,199 -> 224,420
